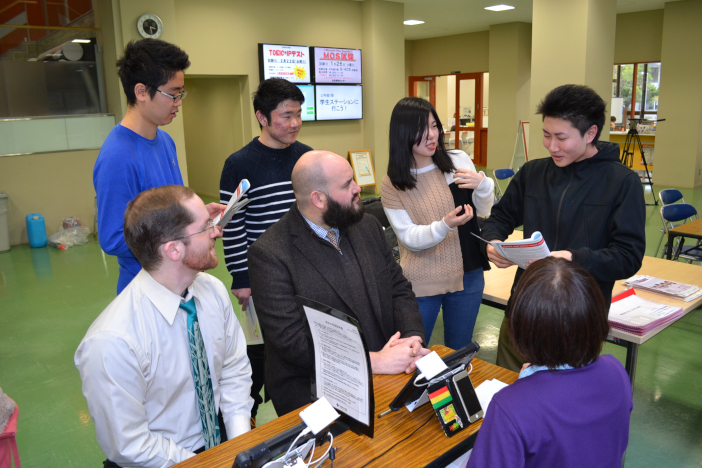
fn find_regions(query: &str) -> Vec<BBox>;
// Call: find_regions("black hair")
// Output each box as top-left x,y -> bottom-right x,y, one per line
252,78 -> 305,129
536,84 -> 607,144
387,97 -> 455,191
116,39 -> 190,106
509,257 -> 610,369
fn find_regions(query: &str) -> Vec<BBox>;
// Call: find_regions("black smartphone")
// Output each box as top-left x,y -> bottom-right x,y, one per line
452,370 -> 483,423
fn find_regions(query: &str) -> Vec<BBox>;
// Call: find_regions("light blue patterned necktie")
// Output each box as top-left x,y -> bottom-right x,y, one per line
180,297 -> 221,449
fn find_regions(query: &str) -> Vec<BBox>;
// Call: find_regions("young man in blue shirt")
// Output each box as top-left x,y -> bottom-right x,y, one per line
94,39 -> 223,293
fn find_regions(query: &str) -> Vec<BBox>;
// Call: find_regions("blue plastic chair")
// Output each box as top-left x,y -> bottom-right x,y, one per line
493,168 -> 515,202
655,189 -> 686,256
660,204 -> 702,263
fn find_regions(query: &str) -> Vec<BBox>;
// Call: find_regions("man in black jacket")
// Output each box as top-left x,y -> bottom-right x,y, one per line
482,84 -> 646,372
248,150 -> 429,416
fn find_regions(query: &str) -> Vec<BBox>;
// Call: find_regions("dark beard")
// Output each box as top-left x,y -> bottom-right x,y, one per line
322,195 -> 365,231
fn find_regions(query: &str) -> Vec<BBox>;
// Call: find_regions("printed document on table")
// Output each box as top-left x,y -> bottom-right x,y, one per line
303,305 -> 370,425
624,275 -> 700,299
609,294 -> 682,327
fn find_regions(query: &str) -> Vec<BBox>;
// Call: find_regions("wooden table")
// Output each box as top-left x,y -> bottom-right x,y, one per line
665,217 -> 702,260
174,346 -> 517,468
482,255 -> 702,387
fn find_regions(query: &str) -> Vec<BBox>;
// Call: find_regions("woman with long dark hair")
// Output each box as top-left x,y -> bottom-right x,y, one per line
466,257 -> 632,467
381,97 -> 494,348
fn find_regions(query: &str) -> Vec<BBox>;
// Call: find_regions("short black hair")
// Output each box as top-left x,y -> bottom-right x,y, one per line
536,84 -> 607,144
253,78 -> 305,129
387,97 -> 455,191
116,39 -> 190,106
509,257 -> 610,369
124,185 -> 196,272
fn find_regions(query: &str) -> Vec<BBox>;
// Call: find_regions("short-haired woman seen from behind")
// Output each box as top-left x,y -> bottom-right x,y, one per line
466,257 -> 632,468
382,97 -> 494,349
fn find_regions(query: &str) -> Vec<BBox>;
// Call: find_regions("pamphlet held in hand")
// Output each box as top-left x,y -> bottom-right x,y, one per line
472,231 -> 550,269
214,179 -> 251,227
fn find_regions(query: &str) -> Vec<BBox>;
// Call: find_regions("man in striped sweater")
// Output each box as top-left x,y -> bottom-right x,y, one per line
219,78 -> 312,422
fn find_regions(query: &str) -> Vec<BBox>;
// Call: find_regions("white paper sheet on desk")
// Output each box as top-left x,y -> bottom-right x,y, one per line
475,379 -> 509,417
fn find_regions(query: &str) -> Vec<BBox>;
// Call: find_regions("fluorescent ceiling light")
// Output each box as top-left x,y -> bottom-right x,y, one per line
485,4 -> 515,11
72,39 -> 91,43
404,20 -> 425,25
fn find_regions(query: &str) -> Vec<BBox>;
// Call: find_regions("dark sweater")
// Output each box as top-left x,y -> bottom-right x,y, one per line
219,137 -> 313,290
481,141 -> 646,314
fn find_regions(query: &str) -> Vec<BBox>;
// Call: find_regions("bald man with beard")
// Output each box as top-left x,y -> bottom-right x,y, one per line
248,150 -> 429,416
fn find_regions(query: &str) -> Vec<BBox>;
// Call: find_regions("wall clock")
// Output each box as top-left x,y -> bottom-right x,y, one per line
137,13 -> 163,39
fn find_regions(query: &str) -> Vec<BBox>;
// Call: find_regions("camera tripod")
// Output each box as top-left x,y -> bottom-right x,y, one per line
620,119 -> 662,206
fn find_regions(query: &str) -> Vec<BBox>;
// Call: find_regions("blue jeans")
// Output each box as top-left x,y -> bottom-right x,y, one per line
416,269 -> 485,350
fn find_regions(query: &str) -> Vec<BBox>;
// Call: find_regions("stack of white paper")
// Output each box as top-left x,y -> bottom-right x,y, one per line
474,378 -> 509,418
609,289 -> 683,335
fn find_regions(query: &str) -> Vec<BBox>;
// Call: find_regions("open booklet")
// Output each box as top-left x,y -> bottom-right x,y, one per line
472,231 -> 551,269
213,179 -> 251,227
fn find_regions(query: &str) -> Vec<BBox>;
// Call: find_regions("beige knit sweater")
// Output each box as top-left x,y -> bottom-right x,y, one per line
381,169 -> 464,297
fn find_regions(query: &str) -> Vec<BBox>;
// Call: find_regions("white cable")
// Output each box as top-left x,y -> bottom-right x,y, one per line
308,432 -> 334,466
285,426 -> 312,458
467,362 -> 473,375
306,440 -> 315,467
413,373 -> 429,388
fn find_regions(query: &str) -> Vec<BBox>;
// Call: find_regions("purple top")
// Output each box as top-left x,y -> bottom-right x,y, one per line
466,355 -> 632,468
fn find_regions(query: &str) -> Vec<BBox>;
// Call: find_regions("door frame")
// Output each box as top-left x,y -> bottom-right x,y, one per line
408,75 -> 436,105
408,73 -> 487,166
454,73 -> 485,166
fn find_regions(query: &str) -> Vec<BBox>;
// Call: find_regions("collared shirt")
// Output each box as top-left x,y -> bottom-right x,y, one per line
299,209 -> 342,254
519,363 -> 575,379
75,270 -> 253,468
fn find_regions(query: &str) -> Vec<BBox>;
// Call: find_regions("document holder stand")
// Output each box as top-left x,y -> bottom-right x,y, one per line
381,342 -> 480,416
297,296 -> 375,438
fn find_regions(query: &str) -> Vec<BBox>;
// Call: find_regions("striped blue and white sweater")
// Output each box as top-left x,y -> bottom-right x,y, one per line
219,137 -> 313,290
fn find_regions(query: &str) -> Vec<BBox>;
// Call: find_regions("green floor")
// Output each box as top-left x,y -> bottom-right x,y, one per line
2,186 -> 702,467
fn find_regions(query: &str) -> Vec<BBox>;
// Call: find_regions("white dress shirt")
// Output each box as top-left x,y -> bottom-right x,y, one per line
75,269 -> 253,467
383,150 -> 494,251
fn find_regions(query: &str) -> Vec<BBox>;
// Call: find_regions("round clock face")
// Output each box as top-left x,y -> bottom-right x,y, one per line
137,14 -> 163,39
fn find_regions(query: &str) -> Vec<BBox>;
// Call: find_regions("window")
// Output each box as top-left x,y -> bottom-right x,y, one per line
612,62 -> 661,124
0,0 -> 105,118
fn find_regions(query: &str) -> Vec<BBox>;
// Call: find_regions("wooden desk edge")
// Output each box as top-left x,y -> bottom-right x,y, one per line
174,345 -> 517,468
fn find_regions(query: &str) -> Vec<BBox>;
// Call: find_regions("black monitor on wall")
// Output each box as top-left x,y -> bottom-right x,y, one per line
259,43 -> 311,83
296,84 -> 316,121
315,85 -> 363,121
258,44 -> 363,121
312,47 -> 362,84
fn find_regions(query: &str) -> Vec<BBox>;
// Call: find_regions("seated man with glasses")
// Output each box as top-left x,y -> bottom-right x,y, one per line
76,185 -> 253,468
94,38 -> 224,294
